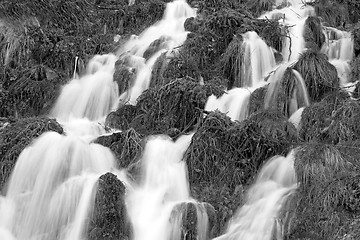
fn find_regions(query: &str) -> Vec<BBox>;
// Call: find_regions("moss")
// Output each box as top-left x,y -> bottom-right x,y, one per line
88,172 -> 132,240
299,93 -> 360,144
303,16 -> 325,51
130,78 -> 224,136
185,109 -> 298,189
191,183 -> 244,236
105,105 -> 137,131
94,128 -> 143,170
287,143 -> 360,239
293,50 -> 340,102
248,84 -> 268,116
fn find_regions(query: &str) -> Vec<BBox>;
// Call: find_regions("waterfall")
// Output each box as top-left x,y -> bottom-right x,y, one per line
50,54 -> 119,122
118,0 -> 196,104
126,134 -> 192,240
323,27 -> 354,86
215,152 -> 297,240
241,32 -> 276,87
1,0 -> 356,240
0,132 -> 117,240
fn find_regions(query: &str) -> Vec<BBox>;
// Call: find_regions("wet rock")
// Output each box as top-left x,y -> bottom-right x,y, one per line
105,105 -> 137,131
94,129 -> 143,170
113,61 -> 136,95
143,36 -> 169,61
88,172 -> 132,240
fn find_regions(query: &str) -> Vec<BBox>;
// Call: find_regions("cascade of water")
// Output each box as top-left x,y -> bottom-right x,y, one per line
322,27 -> 354,85
261,3 -> 315,61
0,132 -> 117,240
117,0 -> 196,104
126,134 -> 194,240
241,31 -> 276,87
215,151 -> 297,240
51,54 -> 119,122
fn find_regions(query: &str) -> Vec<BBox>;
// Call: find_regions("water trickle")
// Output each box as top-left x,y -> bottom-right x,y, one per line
215,152 -> 297,240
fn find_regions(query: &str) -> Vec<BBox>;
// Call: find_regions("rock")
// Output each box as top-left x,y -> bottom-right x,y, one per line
88,172 -> 132,240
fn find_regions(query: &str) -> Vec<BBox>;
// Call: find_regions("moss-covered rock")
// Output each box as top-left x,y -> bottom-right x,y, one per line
285,143 -> 360,240
130,77 -> 223,136
105,105 -> 138,131
248,84 -> 268,116
94,128 -> 143,170
293,50 -> 340,102
299,92 -> 360,144
88,172 -> 132,240
303,16 -> 325,52
185,109 -> 298,189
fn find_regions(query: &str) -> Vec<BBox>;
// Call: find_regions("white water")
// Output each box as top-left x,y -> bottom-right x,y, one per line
118,0 -> 196,104
215,152 -> 297,240
264,62 -> 310,117
51,54 -> 119,122
126,134 -> 193,240
0,132 -> 117,240
170,202 -> 210,240
241,31 -> 276,87
1,0 -> 356,240
1,2 -> 200,240
322,27 -> 354,86
205,87 -> 254,122
261,6 -> 314,61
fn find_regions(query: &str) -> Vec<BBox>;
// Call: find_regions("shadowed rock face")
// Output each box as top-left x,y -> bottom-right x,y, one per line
170,202 -> 217,240
88,172 -> 132,240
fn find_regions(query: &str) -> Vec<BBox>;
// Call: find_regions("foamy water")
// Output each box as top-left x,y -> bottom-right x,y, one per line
0,0 -> 356,240
215,152 -> 297,240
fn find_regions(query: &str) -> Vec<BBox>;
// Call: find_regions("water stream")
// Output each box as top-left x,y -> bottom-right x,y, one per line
0,0 -> 356,240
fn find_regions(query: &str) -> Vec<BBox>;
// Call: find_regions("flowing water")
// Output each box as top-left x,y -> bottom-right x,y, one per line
126,134 -> 193,240
240,31 -> 276,87
215,152 -> 297,240
0,0 -> 357,240
117,0 -> 196,104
